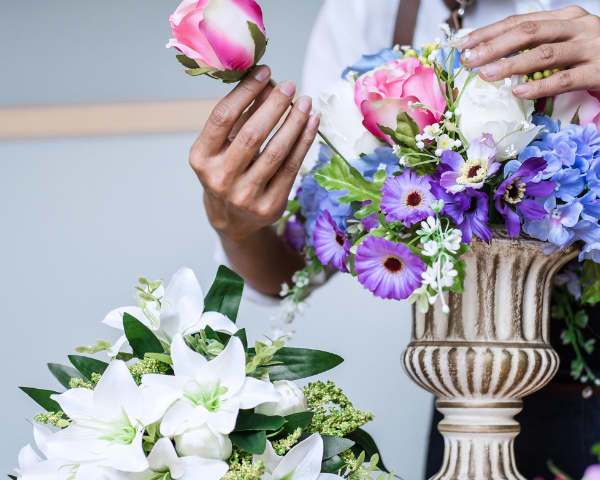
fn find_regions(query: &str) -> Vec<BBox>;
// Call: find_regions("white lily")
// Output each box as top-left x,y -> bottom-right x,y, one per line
129,437 -> 228,480
103,267 -> 238,357
16,424 -> 126,480
141,334 -> 280,436
254,434 -> 341,480
48,361 -> 149,473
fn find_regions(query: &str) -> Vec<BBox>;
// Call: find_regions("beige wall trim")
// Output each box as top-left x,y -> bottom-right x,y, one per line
0,98 -> 220,141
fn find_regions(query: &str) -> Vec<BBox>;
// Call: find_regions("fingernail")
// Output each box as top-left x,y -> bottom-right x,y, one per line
307,111 -> 322,131
459,34 -> 470,49
461,49 -> 477,65
253,65 -> 270,82
279,81 -> 296,98
480,63 -> 501,78
513,84 -> 530,96
296,96 -> 312,113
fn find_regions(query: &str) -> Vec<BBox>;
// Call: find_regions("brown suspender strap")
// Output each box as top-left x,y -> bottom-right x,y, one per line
393,0 -> 476,47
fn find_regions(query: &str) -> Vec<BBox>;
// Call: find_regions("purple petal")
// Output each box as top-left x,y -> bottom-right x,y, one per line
440,150 -> 464,171
518,199 -> 550,221
524,180 -> 556,197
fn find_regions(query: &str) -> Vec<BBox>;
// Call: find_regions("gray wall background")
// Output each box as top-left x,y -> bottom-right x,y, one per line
0,1 -> 433,478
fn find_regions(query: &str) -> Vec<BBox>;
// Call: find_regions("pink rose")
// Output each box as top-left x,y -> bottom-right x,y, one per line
354,57 -> 446,145
167,0 -> 266,79
552,90 -> 600,129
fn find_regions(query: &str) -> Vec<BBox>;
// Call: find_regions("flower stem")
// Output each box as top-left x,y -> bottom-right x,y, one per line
268,79 -> 352,168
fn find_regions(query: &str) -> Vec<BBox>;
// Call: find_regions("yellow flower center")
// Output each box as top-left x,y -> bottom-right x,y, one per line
457,158 -> 488,185
502,177 -> 526,204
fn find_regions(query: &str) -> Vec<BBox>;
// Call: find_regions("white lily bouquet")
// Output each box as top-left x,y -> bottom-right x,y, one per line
11,267 -> 394,480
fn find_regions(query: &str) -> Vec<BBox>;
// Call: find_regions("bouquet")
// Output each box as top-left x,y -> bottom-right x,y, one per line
11,267 -> 394,480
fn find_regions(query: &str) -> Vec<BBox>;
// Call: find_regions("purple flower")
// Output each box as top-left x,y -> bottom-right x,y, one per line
493,157 -> 555,237
381,170 -> 434,227
555,262 -> 583,300
359,201 -> 379,232
354,236 -> 425,300
440,135 -> 500,193
584,465 -> 600,480
524,197 -> 582,248
282,216 -> 306,252
313,211 -> 350,273
430,182 -> 491,244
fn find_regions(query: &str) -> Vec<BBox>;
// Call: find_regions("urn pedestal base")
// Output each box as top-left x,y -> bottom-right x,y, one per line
401,232 -> 577,480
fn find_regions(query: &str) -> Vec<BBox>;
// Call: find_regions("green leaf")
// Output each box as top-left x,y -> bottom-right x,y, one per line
123,313 -> 164,359
582,260 -> 600,305
346,428 -> 390,472
145,353 -> 173,365
547,460 -> 573,480
68,355 -> 109,381
234,328 -> 248,351
209,69 -> 247,84
322,435 -> 355,460
248,21 -> 267,64
176,54 -> 199,69
19,387 -> 62,412
314,155 -> 383,208
48,363 -> 86,389
321,455 -> 346,474
278,412 -> 315,437
203,325 -> 222,343
204,265 -> 245,323
230,430 -> 267,455
449,260 -> 467,294
592,442 -> 600,462
394,111 -> 420,149
455,243 -> 470,257
186,66 -> 217,77
234,413 -> 286,432
9,475 -> 17,480
246,347 -> 343,381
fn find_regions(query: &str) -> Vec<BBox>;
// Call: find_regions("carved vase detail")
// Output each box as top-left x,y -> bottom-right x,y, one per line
402,232 -> 578,480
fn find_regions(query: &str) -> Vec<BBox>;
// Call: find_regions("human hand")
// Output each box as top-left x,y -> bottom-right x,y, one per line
190,65 -> 320,246
459,6 -> 600,99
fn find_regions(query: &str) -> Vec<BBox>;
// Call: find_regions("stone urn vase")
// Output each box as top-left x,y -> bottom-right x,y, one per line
402,231 -> 579,480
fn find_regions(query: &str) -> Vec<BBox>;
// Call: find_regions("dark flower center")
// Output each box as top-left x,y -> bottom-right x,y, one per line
467,165 -> 481,179
335,234 -> 345,246
406,191 -> 423,208
466,196 -> 478,214
383,256 -> 403,273
502,177 -> 526,205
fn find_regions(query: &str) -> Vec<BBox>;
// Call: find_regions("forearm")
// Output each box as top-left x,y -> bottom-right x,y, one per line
219,226 -> 306,296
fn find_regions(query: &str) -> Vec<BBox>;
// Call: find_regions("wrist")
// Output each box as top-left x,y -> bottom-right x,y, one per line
218,226 -> 273,250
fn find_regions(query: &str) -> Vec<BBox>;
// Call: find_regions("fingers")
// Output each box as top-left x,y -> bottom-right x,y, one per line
194,65 -> 272,159
462,19 -> 578,70
511,65 -> 598,99
460,6 -> 588,52
266,112 -> 321,202
478,41 -> 583,82
229,83 -> 274,141
245,96 -> 313,186
226,80 -> 297,173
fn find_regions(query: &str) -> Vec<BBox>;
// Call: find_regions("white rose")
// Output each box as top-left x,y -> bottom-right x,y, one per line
319,79 -> 383,159
175,424 -> 232,460
255,381 -> 308,417
454,70 -> 543,160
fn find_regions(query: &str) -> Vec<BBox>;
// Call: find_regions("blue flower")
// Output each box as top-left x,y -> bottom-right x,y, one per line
523,197 -> 582,248
550,167 -> 585,201
349,147 -> 401,181
438,46 -> 463,74
580,191 -> 600,221
532,114 -> 559,134
342,48 -> 402,79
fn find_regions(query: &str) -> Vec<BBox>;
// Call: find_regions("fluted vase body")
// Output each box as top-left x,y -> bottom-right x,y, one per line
402,232 -> 578,480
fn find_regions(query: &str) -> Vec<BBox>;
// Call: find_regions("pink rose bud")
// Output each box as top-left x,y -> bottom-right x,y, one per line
167,0 -> 267,83
354,57 -> 446,145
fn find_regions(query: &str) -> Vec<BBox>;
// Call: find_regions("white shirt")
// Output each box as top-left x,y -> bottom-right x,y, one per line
301,0 -> 600,102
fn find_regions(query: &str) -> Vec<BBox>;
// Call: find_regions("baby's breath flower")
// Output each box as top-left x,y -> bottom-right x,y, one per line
129,357 -> 170,385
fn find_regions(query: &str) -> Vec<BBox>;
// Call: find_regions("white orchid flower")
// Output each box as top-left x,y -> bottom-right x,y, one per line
129,437 -> 228,480
103,267 -> 238,357
421,240 -> 439,257
16,423 -> 127,480
443,230 -> 462,254
175,423 -> 232,460
255,434 -> 341,480
48,361 -> 149,473
440,261 -> 458,288
141,334 -> 280,437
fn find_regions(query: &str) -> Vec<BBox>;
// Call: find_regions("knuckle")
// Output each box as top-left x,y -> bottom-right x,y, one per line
254,203 -> 276,219
230,191 -> 251,210
262,142 -> 287,167
520,20 -> 540,37
210,103 -> 235,130
237,126 -> 263,147
536,44 -> 557,62
564,5 -> 587,16
480,41 -> 499,58
504,15 -> 520,28
556,70 -> 575,90
583,13 -> 600,29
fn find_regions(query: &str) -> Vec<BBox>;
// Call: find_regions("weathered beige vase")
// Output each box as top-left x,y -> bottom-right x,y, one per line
402,230 -> 579,480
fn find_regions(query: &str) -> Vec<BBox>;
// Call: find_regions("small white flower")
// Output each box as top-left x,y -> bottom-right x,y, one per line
423,123 -> 441,140
280,283 -> 290,297
421,266 -> 439,290
454,108 -> 462,116
430,200 -> 445,213
435,37 -> 442,45
447,34 -> 463,50
444,230 -> 462,254
422,240 -> 439,257
399,155 -> 408,166
440,261 -> 458,288
504,144 -> 518,159
435,148 -> 443,157
438,23 -> 452,36
416,141 -> 425,150
420,216 -> 439,234
436,134 -> 457,152
520,120 -> 532,131
415,133 -> 423,141
454,139 -> 462,147
464,50 -> 472,60
444,111 -> 453,119
428,50 -> 439,63
401,45 -> 412,52
392,44 -> 402,54
407,101 -> 415,109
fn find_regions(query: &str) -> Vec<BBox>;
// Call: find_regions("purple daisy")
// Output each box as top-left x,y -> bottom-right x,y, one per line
381,170 -> 435,227
493,157 -> 556,237
440,135 -> 500,193
354,236 -> 425,300
283,216 -> 306,252
313,210 -> 350,273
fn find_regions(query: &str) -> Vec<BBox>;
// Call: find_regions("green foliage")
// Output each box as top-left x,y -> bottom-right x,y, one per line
225,449 -> 265,480
123,313 -> 164,359
581,260 -> 600,304
321,435 -> 355,460
187,329 -> 226,361
277,412 -> 315,438
246,347 -> 344,381
203,265 -> 244,323
19,387 -> 62,413
322,455 -> 347,474
248,21 -> 267,64
233,413 -> 286,432
449,260 -> 467,294
73,339 -> 112,355
547,460 -> 573,480
48,363 -> 85,389
245,336 -> 286,379
592,442 -> 600,462
314,155 -> 384,215
68,355 -> 109,381
346,428 -> 389,473
176,54 -> 199,69
229,430 -> 267,455
129,357 -> 170,385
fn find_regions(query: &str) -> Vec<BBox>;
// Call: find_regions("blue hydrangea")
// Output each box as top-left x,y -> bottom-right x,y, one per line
349,146 -> 401,181
342,48 -> 402,79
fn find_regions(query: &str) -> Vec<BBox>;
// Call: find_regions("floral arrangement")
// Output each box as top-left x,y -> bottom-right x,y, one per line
11,267 -> 393,480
